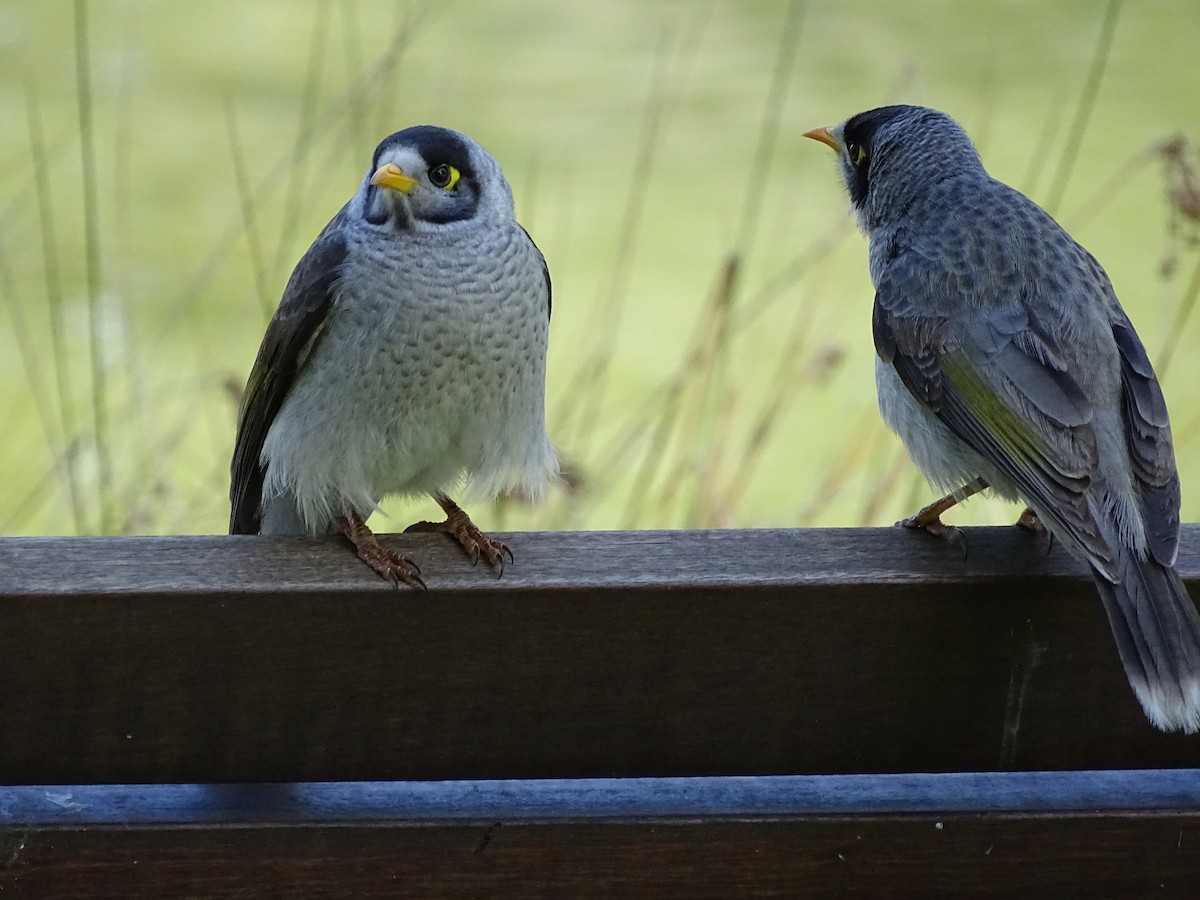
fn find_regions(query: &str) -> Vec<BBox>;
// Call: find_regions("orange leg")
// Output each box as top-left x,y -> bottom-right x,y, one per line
405,491 -> 513,576
897,476 -> 989,557
334,507 -> 425,589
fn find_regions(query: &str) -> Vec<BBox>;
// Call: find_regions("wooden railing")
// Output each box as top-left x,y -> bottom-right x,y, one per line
2,526 -> 1198,897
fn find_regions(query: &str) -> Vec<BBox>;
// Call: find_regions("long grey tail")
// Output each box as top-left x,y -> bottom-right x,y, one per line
1093,551 -> 1200,733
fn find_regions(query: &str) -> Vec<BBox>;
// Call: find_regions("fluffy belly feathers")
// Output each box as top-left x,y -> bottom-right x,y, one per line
260,261 -> 555,532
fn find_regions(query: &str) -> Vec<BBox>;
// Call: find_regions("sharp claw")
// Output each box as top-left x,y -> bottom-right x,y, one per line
492,541 -> 512,578
410,573 -> 428,591
408,499 -> 511,575
336,509 -> 427,588
936,525 -> 968,559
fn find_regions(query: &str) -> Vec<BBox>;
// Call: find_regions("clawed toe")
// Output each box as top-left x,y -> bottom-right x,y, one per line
462,530 -> 511,574
897,513 -> 968,558
407,492 -> 512,577
360,547 -> 426,589
1016,507 -> 1047,536
456,523 -> 511,576
894,482 -> 987,560
1015,506 -> 1054,554
335,510 -> 426,589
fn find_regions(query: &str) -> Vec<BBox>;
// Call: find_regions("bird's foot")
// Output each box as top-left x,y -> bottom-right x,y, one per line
1015,506 -> 1046,536
1015,506 -> 1055,554
897,510 -> 968,558
334,509 -> 426,589
893,478 -> 988,559
406,492 -> 512,576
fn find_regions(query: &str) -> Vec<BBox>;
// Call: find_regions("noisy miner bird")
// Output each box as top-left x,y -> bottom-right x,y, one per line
805,105 -> 1200,732
230,126 -> 558,586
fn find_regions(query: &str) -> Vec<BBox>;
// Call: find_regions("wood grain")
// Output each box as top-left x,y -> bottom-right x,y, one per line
3,814 -> 1198,898
4,528 -> 1200,896
5,770 -> 1200,824
1,527 -> 1199,783
3,773 -> 1199,899
11,524 -> 1200,595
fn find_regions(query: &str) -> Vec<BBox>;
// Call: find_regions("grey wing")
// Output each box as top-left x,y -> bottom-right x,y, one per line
873,256 -> 1115,574
1111,313 -> 1181,565
520,224 -> 551,319
228,227 -> 349,534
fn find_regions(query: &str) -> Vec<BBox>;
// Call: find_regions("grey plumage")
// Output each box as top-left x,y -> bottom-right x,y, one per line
807,105 -> 1200,732
231,126 -> 557,582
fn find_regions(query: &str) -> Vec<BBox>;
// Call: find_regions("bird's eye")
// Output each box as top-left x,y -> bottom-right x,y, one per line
848,142 -> 867,168
429,164 -> 461,190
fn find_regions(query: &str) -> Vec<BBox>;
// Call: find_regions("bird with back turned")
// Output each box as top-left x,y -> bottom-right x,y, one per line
806,104 -> 1200,733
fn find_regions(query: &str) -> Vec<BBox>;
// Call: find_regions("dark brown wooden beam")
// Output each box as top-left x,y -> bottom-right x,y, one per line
9,816 -> 1199,900
2,527 -> 1199,783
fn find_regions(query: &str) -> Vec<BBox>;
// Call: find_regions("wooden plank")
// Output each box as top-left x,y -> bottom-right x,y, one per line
8,816 -> 1197,900
1,527 -> 1199,782
4,771 -> 1200,824
6,816 -> 1200,900
2,774 -> 1199,899
11,524 -> 1200,596
8,817 -> 1200,900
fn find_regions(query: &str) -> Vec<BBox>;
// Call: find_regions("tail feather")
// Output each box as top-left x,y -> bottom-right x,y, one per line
1093,552 -> 1200,733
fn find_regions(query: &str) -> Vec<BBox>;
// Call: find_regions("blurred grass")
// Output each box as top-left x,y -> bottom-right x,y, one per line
1,0 -> 1199,536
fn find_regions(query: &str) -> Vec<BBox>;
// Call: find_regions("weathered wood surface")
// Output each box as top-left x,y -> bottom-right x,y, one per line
4,529 -> 1200,896
2,772 -> 1199,899
6,770 -> 1200,823
1,527 -> 1199,783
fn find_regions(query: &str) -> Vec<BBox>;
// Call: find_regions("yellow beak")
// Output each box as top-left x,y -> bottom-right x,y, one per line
371,162 -> 418,193
803,126 -> 841,152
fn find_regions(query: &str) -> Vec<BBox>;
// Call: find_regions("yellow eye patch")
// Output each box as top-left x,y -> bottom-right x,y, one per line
429,164 -> 461,190
850,143 -> 867,167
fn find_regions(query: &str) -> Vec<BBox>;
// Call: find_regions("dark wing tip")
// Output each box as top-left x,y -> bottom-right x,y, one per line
227,229 -> 350,535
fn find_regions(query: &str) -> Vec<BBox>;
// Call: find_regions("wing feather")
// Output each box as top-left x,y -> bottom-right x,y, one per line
228,227 -> 348,534
520,225 -> 551,320
1111,316 -> 1180,565
873,260 -> 1114,572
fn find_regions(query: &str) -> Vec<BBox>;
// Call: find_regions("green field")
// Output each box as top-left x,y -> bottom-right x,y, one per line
2,0 -> 1199,536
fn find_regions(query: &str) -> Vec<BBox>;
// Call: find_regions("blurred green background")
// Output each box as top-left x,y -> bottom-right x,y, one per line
2,0 -> 1199,536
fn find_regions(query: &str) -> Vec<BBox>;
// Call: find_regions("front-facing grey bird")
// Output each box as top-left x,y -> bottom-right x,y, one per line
805,104 -> 1200,732
230,125 -> 558,585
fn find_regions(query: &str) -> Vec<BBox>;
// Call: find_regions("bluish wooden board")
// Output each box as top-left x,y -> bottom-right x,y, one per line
3,770 -> 1199,825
